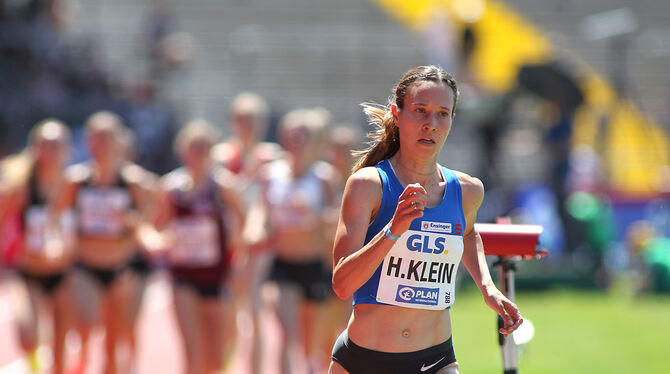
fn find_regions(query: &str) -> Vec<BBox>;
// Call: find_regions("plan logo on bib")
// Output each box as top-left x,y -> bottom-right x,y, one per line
421,221 -> 452,234
395,284 -> 439,306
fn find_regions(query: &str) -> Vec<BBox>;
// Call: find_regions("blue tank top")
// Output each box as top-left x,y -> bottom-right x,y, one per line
352,159 -> 465,310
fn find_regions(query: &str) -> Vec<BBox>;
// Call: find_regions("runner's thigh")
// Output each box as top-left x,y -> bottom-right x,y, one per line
328,361 -> 350,374
436,361 -> 460,374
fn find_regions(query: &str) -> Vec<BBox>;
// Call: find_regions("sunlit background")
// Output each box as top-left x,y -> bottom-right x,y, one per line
1,0 -> 669,373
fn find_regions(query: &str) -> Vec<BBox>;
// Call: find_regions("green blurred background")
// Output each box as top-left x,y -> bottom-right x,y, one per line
453,286 -> 670,373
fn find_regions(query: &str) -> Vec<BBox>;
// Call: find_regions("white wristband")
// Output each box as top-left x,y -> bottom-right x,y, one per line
384,225 -> 400,241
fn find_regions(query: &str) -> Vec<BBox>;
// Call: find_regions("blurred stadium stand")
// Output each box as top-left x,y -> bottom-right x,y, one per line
72,0 -> 427,125
4,0 -> 670,249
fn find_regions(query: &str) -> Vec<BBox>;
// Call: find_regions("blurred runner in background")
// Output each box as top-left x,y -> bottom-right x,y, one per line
0,119 -> 76,374
212,92 -> 281,374
320,124 -> 360,368
51,112 -> 154,374
149,120 -> 244,374
117,126 -> 160,372
248,108 -> 337,373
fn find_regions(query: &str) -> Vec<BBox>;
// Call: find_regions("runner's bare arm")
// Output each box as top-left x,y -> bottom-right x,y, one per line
122,163 -> 159,218
152,175 -> 175,230
331,167 -> 426,300
457,173 -> 493,291
135,175 -> 175,254
241,197 -> 270,253
241,164 -> 274,253
49,164 -> 87,215
0,155 -> 30,220
214,167 -> 245,230
457,172 -> 522,336
42,164 -> 86,253
318,165 -> 341,254
214,167 -> 245,254
0,181 -> 21,223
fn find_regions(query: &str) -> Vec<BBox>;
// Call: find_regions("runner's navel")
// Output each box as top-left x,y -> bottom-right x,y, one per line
402,329 -> 411,338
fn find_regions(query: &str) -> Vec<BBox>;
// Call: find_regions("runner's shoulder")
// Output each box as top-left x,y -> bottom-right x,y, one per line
344,166 -> 382,202
453,170 -> 484,210
64,162 -> 91,184
120,162 -> 157,186
160,167 -> 188,191
212,165 -> 239,190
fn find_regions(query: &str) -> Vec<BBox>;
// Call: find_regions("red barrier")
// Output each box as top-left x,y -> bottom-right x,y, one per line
475,220 -> 545,374
476,223 -> 543,258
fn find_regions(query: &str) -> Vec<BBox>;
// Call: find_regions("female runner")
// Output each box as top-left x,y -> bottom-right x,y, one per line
0,120 -> 76,374
212,92 -> 280,374
330,66 -> 523,374
52,111 -> 152,374
250,108 -> 337,373
151,119 -> 244,374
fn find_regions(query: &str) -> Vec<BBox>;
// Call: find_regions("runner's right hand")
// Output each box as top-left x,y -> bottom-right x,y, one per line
388,183 -> 427,236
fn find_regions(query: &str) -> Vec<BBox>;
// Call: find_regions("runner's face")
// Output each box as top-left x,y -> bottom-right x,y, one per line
182,137 -> 213,169
35,138 -> 65,166
281,125 -> 311,156
88,129 -> 120,164
232,111 -> 260,144
394,81 -> 454,157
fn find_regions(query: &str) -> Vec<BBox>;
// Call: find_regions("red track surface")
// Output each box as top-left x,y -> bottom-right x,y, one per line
0,272 -> 296,374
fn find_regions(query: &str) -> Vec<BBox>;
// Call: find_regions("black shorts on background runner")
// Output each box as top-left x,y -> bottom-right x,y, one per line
268,257 -> 330,302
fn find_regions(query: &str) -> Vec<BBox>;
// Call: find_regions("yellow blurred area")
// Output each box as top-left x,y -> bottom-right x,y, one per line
374,0 -> 551,93
603,101 -> 670,194
373,0 -> 670,196
466,1 -> 551,93
575,69 -> 669,195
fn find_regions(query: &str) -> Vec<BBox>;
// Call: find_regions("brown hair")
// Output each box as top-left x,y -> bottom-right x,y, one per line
84,111 -> 126,135
1,119 -> 71,189
352,65 -> 459,172
230,91 -> 269,121
174,118 -> 221,155
28,118 -> 72,148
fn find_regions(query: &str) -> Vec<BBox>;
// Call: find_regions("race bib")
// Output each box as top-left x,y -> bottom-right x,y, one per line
270,204 -> 317,229
169,216 -> 221,266
376,229 -> 463,310
77,187 -> 130,236
24,207 -> 76,254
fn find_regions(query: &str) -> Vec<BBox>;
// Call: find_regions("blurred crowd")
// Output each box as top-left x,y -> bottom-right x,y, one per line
0,94 -> 360,374
1,1 -> 670,374
0,0 -> 180,174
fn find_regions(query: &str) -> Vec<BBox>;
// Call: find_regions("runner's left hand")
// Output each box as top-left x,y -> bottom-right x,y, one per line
482,286 -> 523,337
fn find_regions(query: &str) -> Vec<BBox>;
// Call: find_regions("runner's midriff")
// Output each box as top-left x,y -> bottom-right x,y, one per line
347,303 -> 453,352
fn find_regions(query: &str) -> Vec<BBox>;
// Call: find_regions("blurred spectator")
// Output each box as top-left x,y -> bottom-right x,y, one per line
141,0 -> 195,81
0,0 -> 181,179
122,78 -> 179,174
626,221 -> 670,294
513,183 -> 566,258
